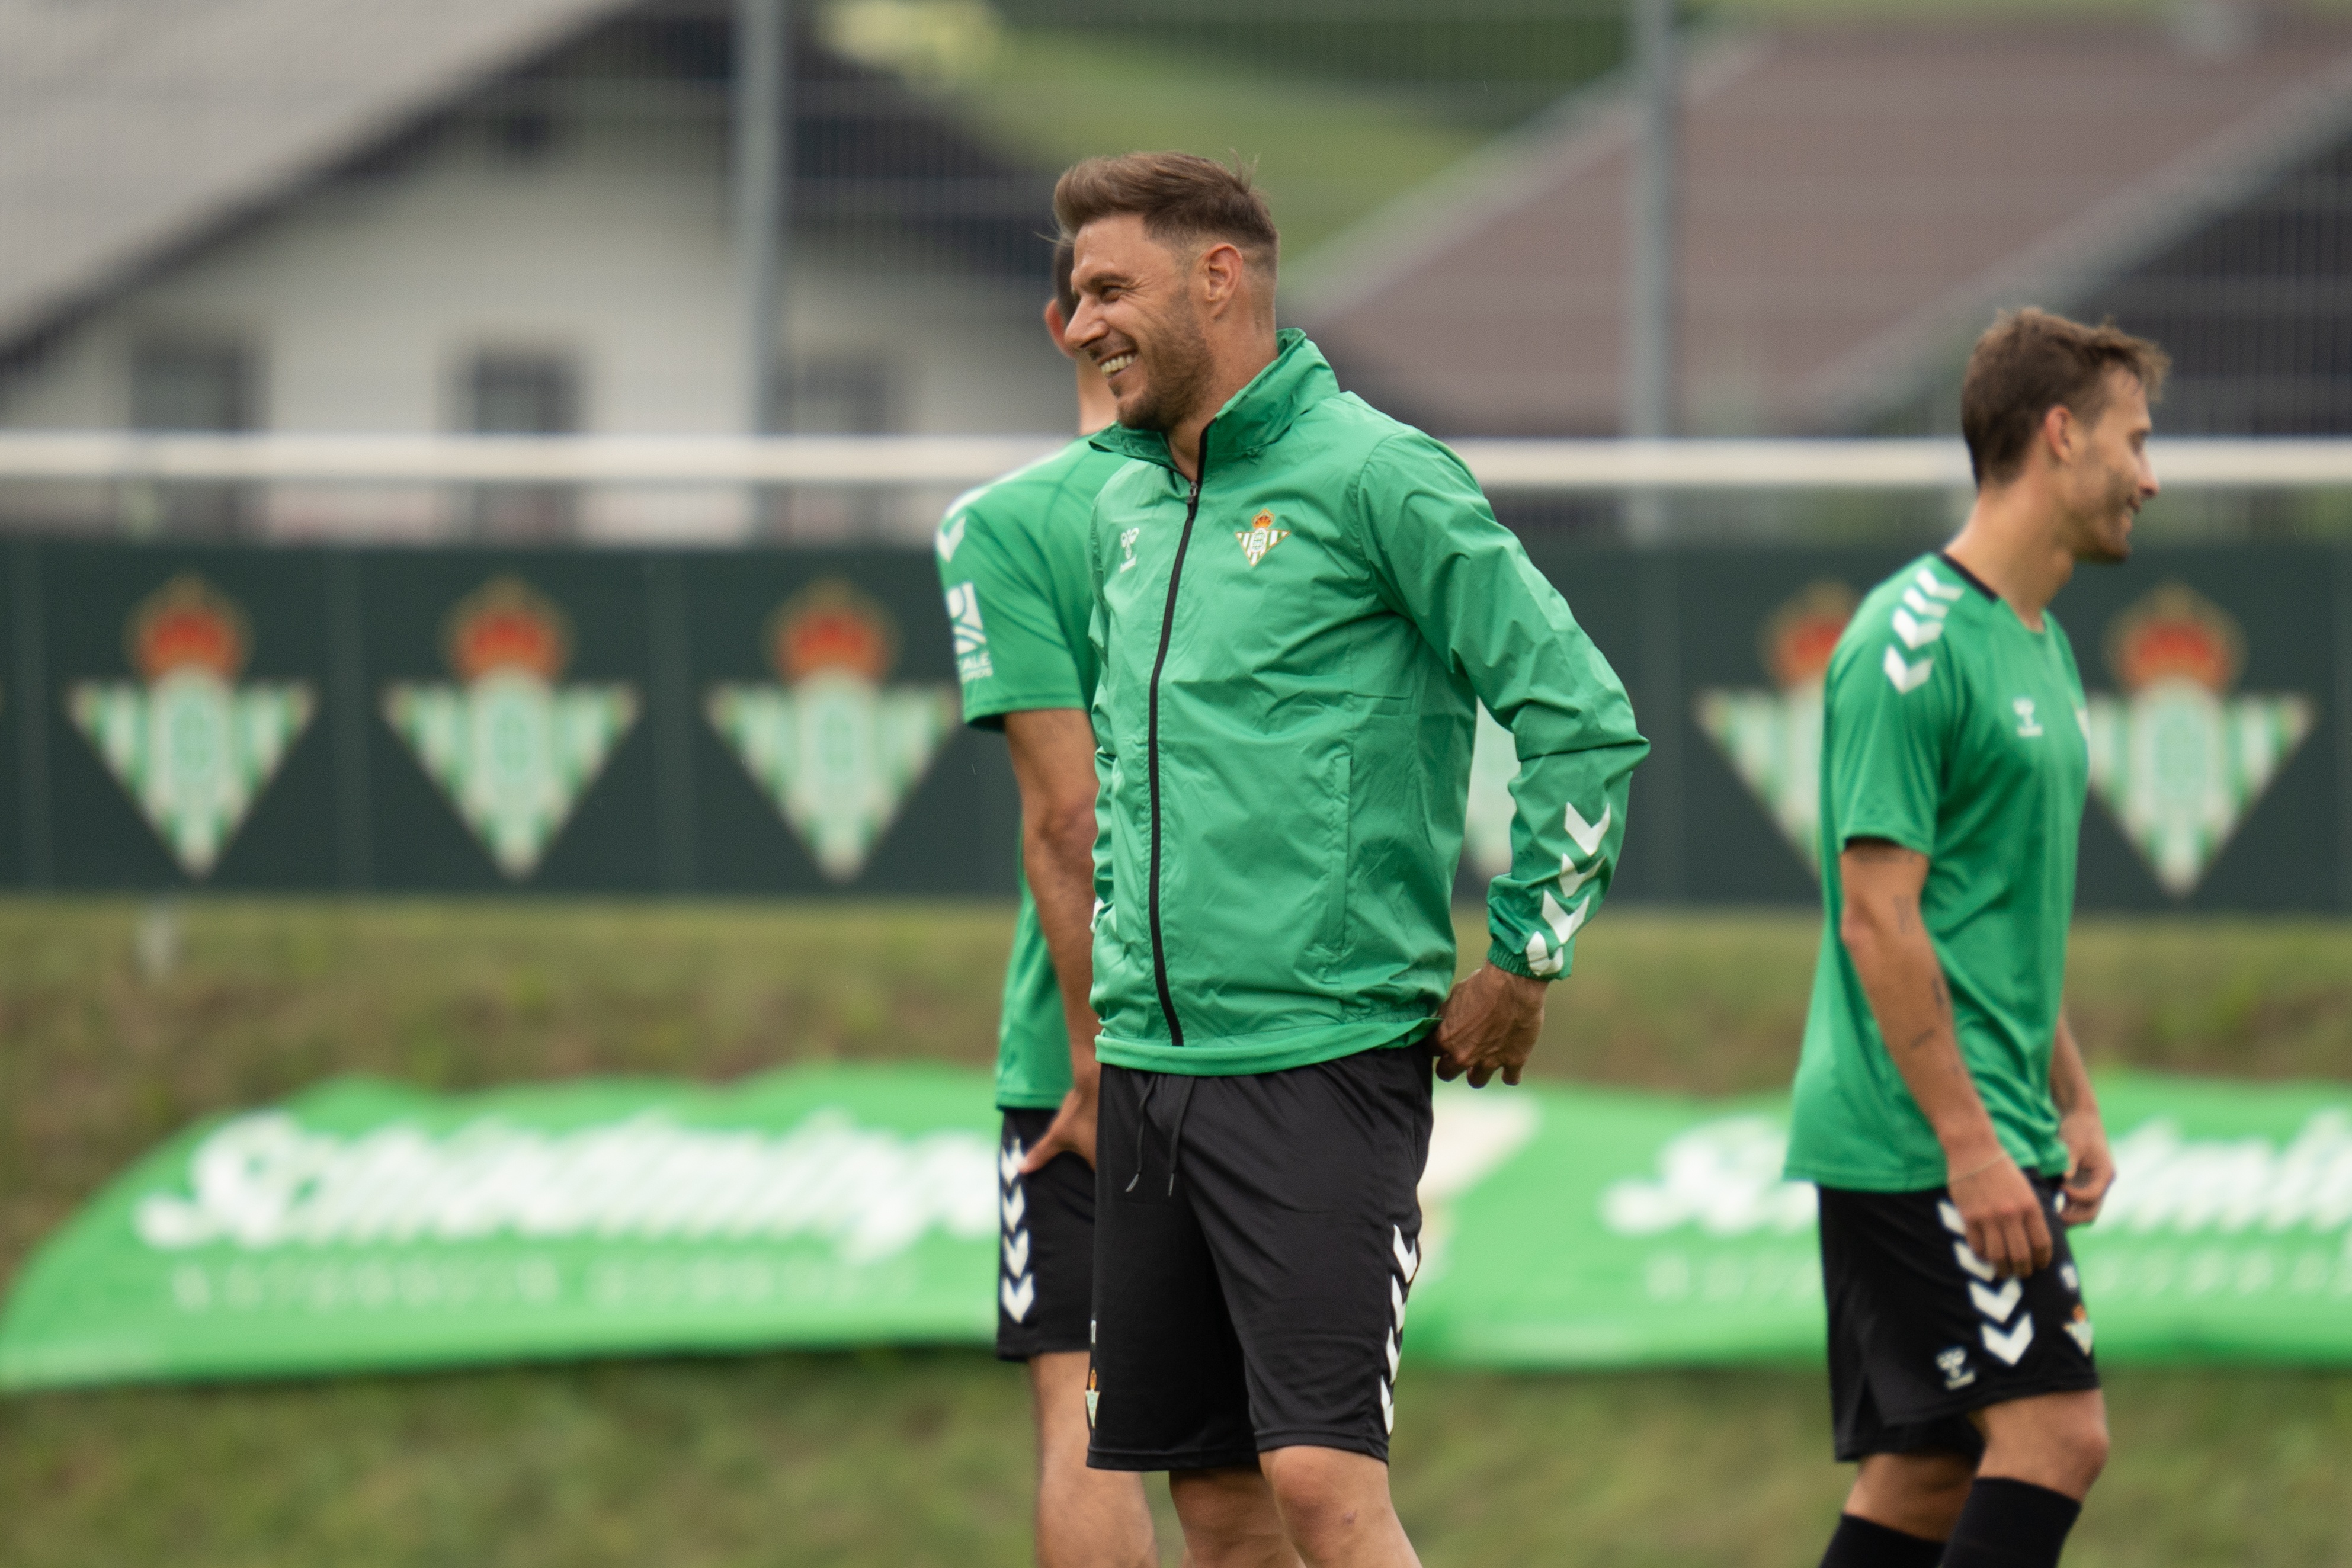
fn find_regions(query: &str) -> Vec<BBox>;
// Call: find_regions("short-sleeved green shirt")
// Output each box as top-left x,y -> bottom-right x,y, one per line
935,437 -> 1129,1110
1785,552 -> 2089,1191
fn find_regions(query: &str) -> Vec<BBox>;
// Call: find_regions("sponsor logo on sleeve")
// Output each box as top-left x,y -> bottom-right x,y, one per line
943,582 -> 992,683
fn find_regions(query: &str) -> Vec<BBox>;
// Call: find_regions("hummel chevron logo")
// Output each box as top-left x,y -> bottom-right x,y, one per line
1901,587 -> 1949,618
1001,1274 -> 1036,1322
1563,801 -> 1610,859
999,1143 -> 1023,1187
1952,1240 -> 1998,1282
1524,889 -> 1590,977
1982,1316 -> 2035,1365
1915,569 -> 1965,602
1937,1200 -> 1966,1236
935,513 -> 967,562
1002,1230 -> 1031,1276
1969,1278 -> 2023,1322
1883,647 -> 1934,694
1235,509 -> 1289,566
1891,608 -> 1945,650
1392,1225 -> 1420,1284
1001,1184 -> 1026,1229
2065,1317 -> 2094,1355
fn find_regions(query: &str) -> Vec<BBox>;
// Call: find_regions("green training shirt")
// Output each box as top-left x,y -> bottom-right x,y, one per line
936,437 -> 1129,1111
1785,551 -> 2089,1191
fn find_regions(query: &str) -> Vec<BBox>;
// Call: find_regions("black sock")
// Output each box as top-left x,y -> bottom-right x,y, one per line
1821,1511 -> 1946,1567
1939,1477 -> 2082,1568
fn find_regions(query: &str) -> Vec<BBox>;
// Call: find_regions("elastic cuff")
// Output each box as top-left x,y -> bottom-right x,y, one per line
1484,937 -> 1555,982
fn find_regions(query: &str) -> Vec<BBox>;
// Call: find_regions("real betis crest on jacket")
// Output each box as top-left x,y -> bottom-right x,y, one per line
383,577 -> 639,879
706,579 -> 954,881
2085,583 -> 2313,896
69,575 -> 315,878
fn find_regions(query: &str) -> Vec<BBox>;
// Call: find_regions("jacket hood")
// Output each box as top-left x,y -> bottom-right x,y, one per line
1090,329 -> 1337,470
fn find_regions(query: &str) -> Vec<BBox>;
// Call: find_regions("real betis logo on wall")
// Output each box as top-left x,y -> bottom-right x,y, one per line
707,579 -> 954,881
2085,584 -> 2313,897
383,578 -> 639,879
69,575 -> 315,878
1694,582 -> 1856,873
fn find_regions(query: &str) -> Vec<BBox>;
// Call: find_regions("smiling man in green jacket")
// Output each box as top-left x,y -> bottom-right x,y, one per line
1057,152 -> 1648,1568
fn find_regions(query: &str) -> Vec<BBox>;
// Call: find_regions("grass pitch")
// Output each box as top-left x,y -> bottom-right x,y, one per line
1,899 -> 2348,1566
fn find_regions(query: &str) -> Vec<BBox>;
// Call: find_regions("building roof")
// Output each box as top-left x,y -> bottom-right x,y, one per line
1297,17 -> 2352,436
0,0 -> 635,347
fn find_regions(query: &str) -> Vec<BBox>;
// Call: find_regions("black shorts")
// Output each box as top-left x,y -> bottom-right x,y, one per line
1819,1176 -> 2101,1463
1086,1044 -> 1433,1472
996,1108 -> 1095,1361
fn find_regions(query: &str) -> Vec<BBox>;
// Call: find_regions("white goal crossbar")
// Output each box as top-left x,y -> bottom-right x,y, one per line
2,432 -> 2351,492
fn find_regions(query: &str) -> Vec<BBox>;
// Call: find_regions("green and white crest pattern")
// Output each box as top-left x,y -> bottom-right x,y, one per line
71,671 -> 315,878
384,672 -> 638,878
1694,685 -> 1827,873
2085,684 -> 2314,896
708,672 -> 954,881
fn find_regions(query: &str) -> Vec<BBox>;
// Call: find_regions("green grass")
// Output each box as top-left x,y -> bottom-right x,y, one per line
2,898 -> 2349,1566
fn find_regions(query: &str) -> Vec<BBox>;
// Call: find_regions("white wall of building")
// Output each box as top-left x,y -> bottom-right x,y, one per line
0,81 -> 1075,542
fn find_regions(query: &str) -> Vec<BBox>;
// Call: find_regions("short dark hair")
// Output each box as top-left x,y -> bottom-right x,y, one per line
1052,152 -> 1279,275
1961,309 -> 2170,486
1051,239 -> 1077,319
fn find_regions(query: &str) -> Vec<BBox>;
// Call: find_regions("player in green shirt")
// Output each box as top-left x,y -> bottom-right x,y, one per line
1790,310 -> 2167,1568
935,242 -> 1157,1568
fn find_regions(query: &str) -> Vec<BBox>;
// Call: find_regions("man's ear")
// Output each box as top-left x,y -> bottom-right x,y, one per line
2040,402 -> 2079,468
1196,241 -> 1246,312
1042,298 -> 1073,360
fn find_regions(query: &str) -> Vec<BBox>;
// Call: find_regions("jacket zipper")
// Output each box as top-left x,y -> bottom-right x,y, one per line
1145,428 -> 1207,1048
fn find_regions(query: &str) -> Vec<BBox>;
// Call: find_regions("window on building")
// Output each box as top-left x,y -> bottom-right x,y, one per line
128,335 -> 258,537
130,337 -> 255,432
468,351 -> 578,435
464,349 -> 579,538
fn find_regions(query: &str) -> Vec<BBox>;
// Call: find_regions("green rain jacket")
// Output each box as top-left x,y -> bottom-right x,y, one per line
1085,331 -> 1647,1076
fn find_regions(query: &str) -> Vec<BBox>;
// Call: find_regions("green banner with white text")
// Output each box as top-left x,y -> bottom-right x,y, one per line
3,1066 -> 2347,1388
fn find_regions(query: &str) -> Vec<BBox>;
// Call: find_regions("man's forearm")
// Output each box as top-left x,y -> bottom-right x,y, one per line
1844,912 -> 2003,1168
1023,817 -> 1101,1086
2050,1014 -> 2098,1121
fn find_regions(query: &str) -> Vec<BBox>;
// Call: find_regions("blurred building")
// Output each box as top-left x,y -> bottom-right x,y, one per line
0,0 -> 1066,541
1300,11 -> 2352,440
5,2 -> 2352,544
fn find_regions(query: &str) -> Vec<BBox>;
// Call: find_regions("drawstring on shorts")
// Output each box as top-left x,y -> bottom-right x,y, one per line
1121,1073 -> 1200,1197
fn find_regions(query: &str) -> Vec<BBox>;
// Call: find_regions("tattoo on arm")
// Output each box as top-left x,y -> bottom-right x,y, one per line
1930,971 -> 1952,1021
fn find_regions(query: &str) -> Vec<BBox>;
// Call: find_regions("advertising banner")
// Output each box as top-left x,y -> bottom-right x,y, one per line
5,1066 -> 2347,1389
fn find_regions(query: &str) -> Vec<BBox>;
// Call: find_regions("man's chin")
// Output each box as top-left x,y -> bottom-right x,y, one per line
2079,523 -> 2133,565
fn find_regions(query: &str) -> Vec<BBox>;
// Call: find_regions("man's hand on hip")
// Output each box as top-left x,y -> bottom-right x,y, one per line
1431,964 -> 1548,1088
1021,1079 -> 1100,1173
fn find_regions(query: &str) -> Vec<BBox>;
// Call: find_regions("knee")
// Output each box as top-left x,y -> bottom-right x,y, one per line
1984,1395 -> 2110,1498
2061,1411 -> 2111,1489
1262,1448 -> 1395,1559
